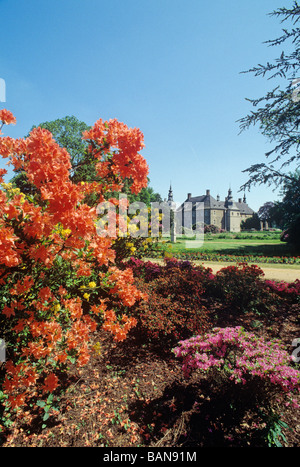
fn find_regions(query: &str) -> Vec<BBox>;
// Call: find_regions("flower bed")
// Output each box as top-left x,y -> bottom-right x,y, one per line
159,251 -> 300,265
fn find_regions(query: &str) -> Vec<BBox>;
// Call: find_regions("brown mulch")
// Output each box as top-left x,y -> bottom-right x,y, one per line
1,300 -> 300,448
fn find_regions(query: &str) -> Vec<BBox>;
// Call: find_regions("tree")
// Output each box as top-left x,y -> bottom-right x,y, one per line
240,213 -> 261,231
270,171 -> 300,226
32,115 -> 91,170
257,201 -> 275,224
239,2 -> 300,190
270,170 -> 300,250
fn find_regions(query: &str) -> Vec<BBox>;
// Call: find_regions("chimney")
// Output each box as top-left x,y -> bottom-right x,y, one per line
206,189 -> 210,196
187,193 -> 191,200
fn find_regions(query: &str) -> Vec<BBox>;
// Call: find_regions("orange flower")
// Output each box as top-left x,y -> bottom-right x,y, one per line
0,168 -> 7,182
42,373 -> 59,393
13,319 -> 25,332
58,285 -> 67,296
0,109 -> 16,125
77,344 -> 90,367
54,352 -> 68,364
9,275 -> 34,296
114,329 -> 127,342
0,111 -> 149,408
38,286 -> 53,303
8,393 -> 26,409
2,304 -> 15,318
0,225 -> 21,266
24,368 -> 38,387
64,297 -> 83,320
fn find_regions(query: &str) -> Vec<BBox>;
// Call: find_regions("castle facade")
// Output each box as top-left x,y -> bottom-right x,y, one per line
174,188 -> 254,233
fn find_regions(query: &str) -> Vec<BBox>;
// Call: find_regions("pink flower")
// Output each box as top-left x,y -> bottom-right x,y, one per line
173,326 -> 300,403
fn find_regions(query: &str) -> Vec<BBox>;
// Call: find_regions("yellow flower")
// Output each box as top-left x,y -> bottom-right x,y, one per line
130,247 -> 136,253
1,182 -> 12,190
92,342 -> 101,356
128,224 -> 138,234
52,303 -> 61,315
83,293 -> 90,301
61,228 -> 71,238
88,281 -> 97,289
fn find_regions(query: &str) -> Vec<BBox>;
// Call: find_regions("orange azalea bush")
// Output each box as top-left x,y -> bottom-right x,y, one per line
0,110 -> 148,418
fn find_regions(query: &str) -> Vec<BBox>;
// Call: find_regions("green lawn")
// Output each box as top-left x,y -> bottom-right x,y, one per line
150,231 -> 300,264
161,235 -> 289,256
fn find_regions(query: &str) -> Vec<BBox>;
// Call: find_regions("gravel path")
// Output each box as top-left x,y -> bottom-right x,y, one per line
199,262 -> 300,282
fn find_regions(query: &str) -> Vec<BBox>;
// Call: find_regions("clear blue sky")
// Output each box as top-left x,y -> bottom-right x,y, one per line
0,0 -> 295,211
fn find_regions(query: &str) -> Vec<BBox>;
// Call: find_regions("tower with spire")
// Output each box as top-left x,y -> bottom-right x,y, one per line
167,183 -> 173,204
167,183 -> 176,241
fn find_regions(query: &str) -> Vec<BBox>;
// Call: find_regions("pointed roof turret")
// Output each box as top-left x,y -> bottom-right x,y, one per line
168,183 -> 173,202
225,187 -> 239,210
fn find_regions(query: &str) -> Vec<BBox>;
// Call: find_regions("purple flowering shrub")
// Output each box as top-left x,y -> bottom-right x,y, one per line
173,326 -> 300,409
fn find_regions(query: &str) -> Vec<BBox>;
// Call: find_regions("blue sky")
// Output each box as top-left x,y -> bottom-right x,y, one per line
0,0 -> 296,211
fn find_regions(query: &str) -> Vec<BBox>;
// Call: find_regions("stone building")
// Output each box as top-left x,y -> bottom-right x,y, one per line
177,188 -> 254,233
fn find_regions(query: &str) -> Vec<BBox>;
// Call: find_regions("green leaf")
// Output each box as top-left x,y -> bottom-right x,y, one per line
36,400 -> 46,408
